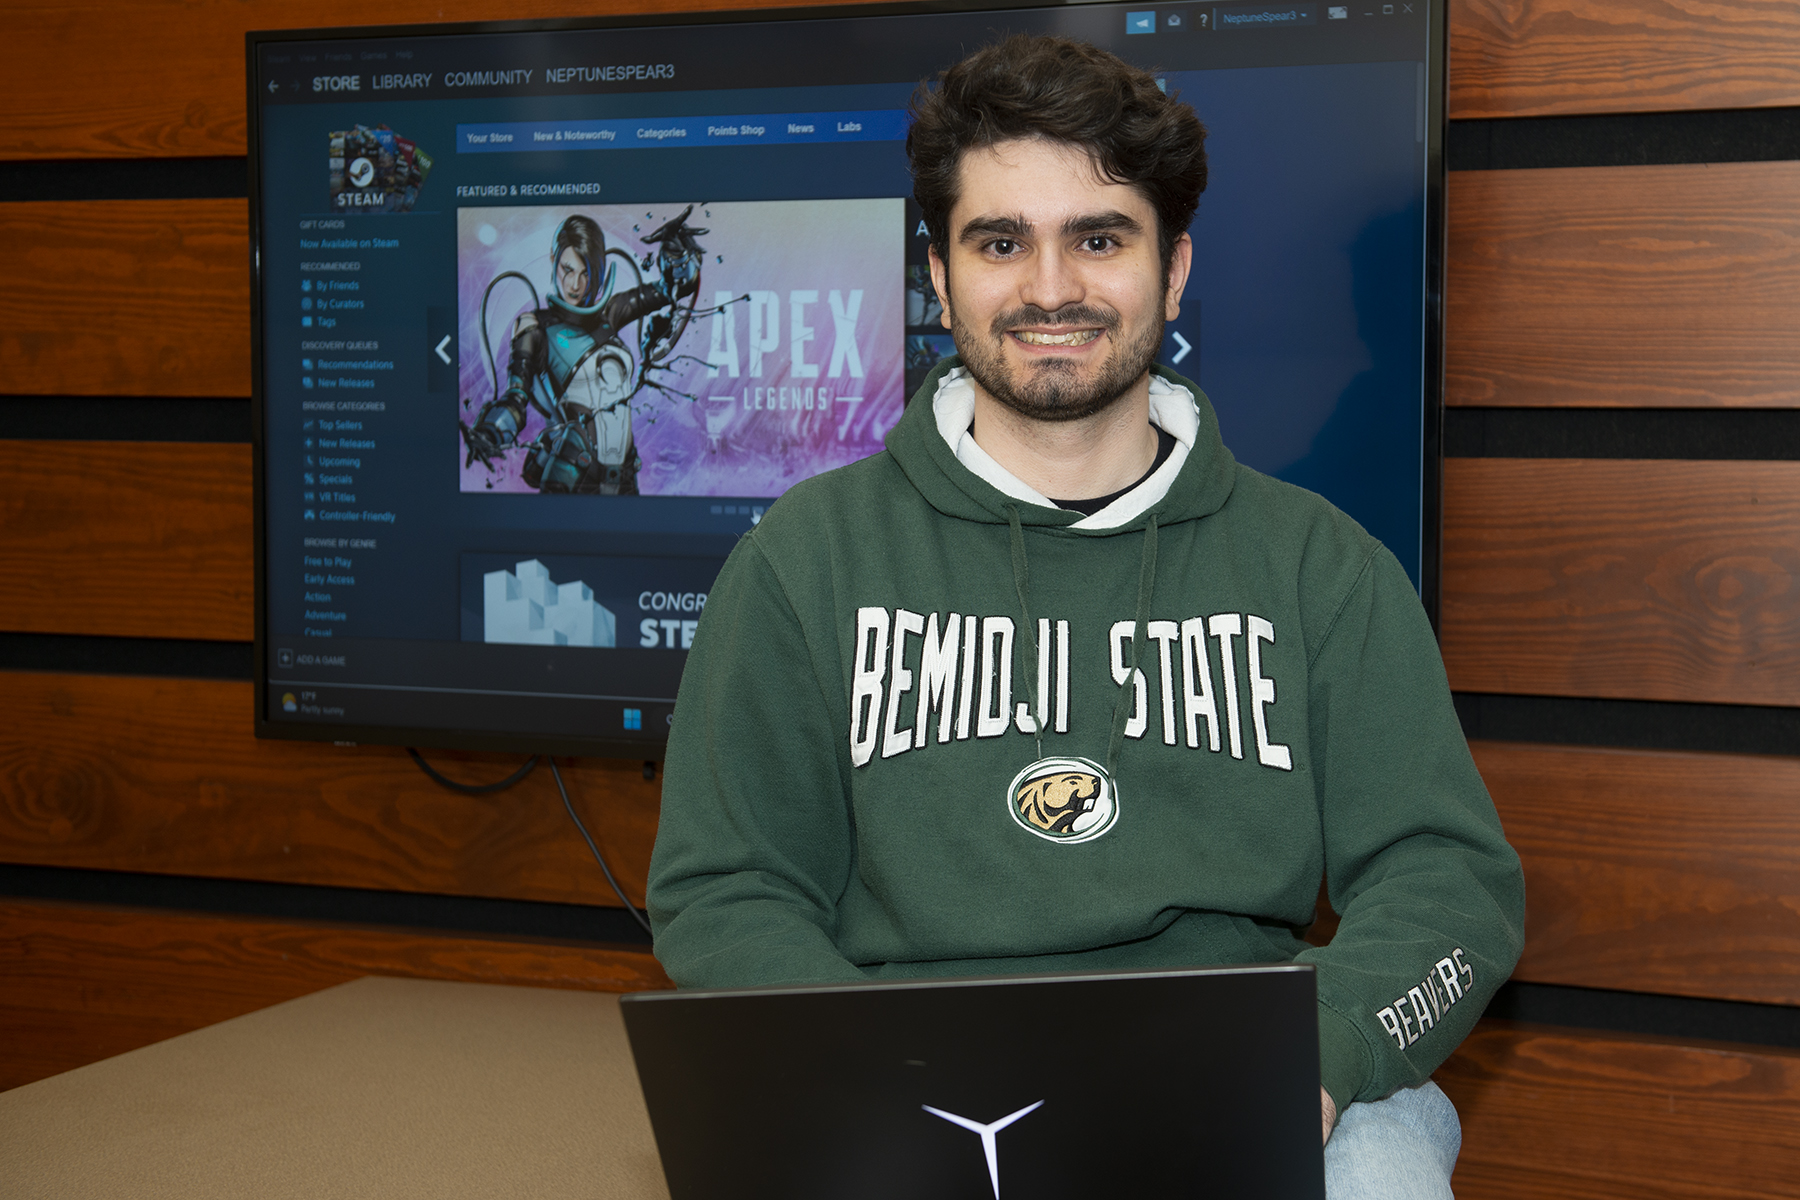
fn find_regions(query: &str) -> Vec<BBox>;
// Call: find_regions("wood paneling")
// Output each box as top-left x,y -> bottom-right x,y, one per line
12,0 -> 1800,156
1441,458 -> 1800,706
0,200 -> 249,398
26,164 -> 1800,409
2,0 -> 866,161
0,440 -> 252,641
1472,739 -> 1800,1006
0,897 -> 669,1091
1439,1021 -> 1800,1200
18,670 -> 1800,1010
1447,162 -> 1800,408
0,672 -> 661,909
15,255 -> 1794,689
1450,0 -> 1800,120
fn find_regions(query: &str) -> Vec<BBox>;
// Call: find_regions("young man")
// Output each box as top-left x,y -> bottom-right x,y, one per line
647,35 -> 1523,1197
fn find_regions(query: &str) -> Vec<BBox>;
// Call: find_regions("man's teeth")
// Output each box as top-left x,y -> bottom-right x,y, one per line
1014,329 -> 1101,346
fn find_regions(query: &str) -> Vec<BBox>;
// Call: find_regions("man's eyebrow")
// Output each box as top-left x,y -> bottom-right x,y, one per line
1063,210 -> 1144,237
955,211 -> 1146,245
957,215 -> 1031,244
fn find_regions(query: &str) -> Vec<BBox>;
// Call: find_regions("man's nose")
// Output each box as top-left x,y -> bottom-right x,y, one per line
1019,247 -> 1084,313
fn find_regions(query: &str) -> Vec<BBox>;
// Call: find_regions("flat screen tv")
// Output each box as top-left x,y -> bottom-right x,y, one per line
250,0 -> 1446,758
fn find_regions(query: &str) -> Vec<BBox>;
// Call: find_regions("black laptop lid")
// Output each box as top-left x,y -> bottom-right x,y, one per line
621,963 -> 1323,1200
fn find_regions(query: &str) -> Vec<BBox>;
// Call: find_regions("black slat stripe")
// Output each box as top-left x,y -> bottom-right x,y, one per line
1486,980 -> 1800,1050
3,107 -> 1800,204
0,861 -> 654,946
0,633 -> 252,681
10,403 -> 1800,456
1448,106 -> 1800,172
0,397 -> 251,442
6,634 -> 1798,760
0,157 -> 248,203
1456,692 -> 1800,759
1445,408 -> 1800,460
1,863 -> 1794,1047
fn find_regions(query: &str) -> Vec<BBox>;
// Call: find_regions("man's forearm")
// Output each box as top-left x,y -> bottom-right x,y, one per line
652,888 -> 867,988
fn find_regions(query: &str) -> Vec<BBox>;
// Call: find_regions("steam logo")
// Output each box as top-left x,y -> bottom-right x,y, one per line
1006,756 -> 1118,844
347,156 -> 375,188
923,1100 -> 1043,1199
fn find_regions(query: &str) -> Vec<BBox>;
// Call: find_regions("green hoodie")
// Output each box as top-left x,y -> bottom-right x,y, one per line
648,358 -> 1525,1112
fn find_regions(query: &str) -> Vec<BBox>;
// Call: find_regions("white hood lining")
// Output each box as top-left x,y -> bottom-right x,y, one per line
931,366 -> 1198,530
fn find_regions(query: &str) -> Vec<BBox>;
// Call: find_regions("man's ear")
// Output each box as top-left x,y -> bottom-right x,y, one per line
1164,232 -> 1194,322
927,243 -> 953,330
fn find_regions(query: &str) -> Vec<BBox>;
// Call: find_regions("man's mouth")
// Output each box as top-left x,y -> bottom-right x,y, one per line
1011,329 -> 1103,347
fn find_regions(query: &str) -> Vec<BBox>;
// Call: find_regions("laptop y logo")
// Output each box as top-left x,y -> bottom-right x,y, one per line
922,1100 -> 1044,1199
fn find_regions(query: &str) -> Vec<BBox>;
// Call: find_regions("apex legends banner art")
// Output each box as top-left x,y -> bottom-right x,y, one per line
456,199 -> 904,497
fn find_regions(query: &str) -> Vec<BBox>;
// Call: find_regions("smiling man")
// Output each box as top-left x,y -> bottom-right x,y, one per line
648,35 -> 1523,1200
933,136 -> 1182,504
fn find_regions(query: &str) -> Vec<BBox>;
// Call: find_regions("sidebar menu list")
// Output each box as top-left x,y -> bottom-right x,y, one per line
294,215 -> 400,643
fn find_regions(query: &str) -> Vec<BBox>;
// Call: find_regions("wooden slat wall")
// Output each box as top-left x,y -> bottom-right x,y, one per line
10,444 -> 1797,707
1,0 -> 861,161
1449,0 -> 1800,119
0,442 -> 252,641
0,200 -> 249,398
1472,740 -> 1800,1006
0,898 -> 668,1092
1439,1022 -> 1800,1199
1436,4 -> 1800,1183
12,669 -> 1797,1011
18,162 -> 1800,410
1440,458 -> 1800,705
1445,162 -> 1800,409
0,672 -> 659,907
10,0 -> 1800,157
6,0 -> 1800,1193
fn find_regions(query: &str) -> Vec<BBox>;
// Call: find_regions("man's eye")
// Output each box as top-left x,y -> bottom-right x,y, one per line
1082,236 -> 1116,253
988,239 -> 1018,257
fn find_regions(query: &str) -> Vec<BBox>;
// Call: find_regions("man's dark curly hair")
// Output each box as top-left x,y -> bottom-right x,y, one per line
907,34 -> 1208,273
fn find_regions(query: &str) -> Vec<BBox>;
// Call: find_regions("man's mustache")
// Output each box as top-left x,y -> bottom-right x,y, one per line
989,305 -> 1121,337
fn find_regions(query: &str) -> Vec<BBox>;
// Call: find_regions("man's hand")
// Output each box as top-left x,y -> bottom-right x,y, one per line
1321,1086 -> 1337,1146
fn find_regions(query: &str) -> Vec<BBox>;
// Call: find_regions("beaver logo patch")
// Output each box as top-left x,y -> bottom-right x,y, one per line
1006,756 -> 1118,844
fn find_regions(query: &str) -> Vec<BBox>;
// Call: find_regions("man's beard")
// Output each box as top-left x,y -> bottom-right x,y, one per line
951,301 -> 1164,423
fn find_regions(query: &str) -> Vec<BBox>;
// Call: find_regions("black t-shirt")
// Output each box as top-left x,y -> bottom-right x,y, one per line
1049,427 -> 1178,516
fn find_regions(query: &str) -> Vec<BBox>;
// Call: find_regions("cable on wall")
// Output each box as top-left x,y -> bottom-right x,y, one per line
549,759 -> 654,937
406,748 -> 654,937
406,747 -> 539,794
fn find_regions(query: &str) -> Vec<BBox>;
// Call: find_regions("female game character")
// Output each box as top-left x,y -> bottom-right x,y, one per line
461,208 -> 706,493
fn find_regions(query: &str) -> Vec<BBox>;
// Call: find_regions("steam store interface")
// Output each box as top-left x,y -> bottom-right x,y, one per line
254,2 -> 1433,748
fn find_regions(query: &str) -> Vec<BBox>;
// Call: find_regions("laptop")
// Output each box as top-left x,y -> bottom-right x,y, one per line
620,962 -> 1324,1199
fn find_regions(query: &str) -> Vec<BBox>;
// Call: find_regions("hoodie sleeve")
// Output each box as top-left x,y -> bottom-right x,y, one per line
1292,544 -> 1525,1112
646,534 -> 868,988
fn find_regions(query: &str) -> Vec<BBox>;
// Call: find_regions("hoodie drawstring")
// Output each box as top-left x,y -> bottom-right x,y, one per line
1006,504 -> 1161,774
1005,505 -> 1045,763
1106,513 -> 1159,777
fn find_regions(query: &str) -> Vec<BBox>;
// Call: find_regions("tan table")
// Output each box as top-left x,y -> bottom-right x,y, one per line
0,976 -> 671,1199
